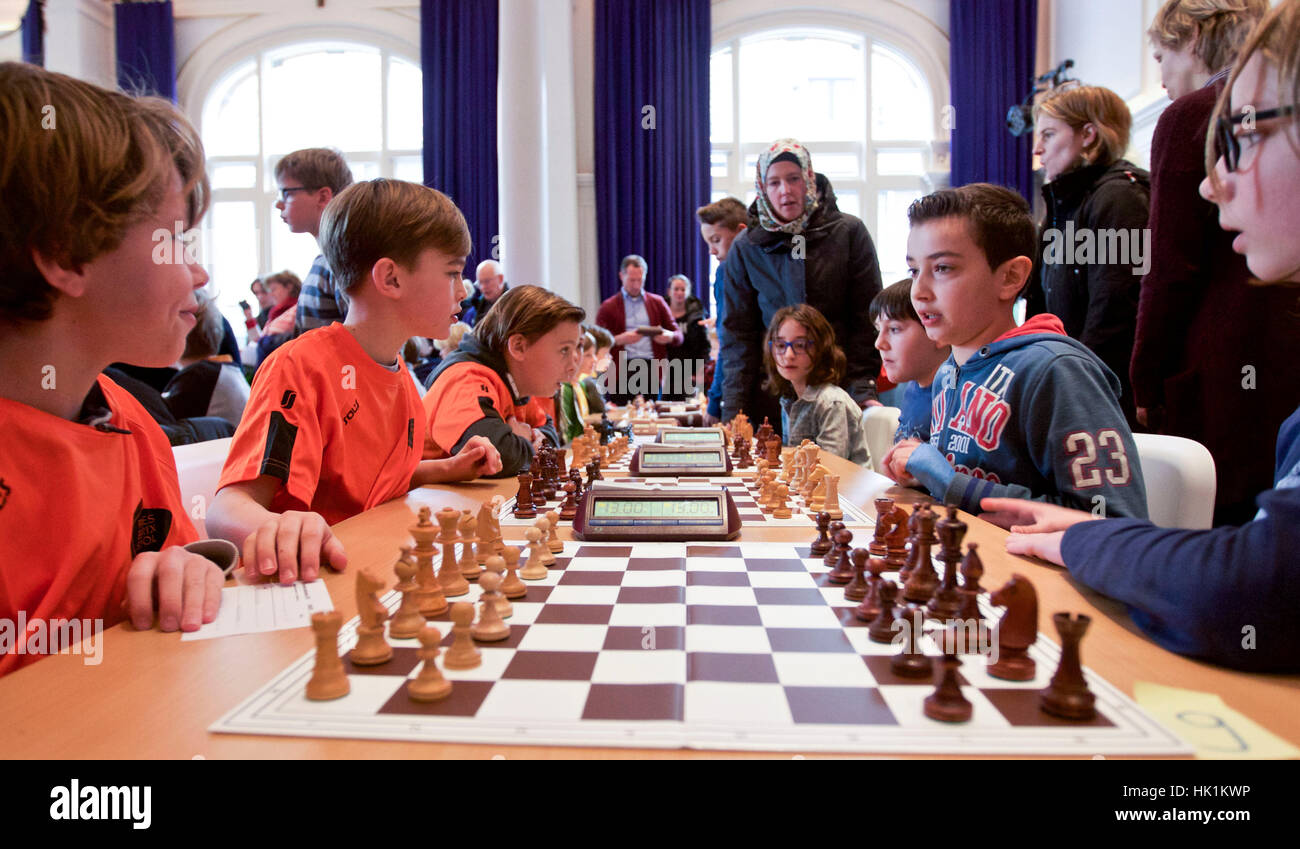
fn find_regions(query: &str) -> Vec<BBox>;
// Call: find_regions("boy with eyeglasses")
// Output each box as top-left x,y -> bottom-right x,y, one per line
273,148 -> 354,336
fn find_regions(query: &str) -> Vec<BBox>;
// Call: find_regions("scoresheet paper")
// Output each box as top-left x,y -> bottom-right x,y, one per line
182,580 -> 334,641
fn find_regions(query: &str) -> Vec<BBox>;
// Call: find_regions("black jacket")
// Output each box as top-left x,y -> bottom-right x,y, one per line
1026,160 -> 1150,426
720,173 -> 883,421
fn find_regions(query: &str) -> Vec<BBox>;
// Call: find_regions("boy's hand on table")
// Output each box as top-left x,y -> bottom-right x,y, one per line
241,511 -> 347,585
1003,531 -> 1066,567
126,547 -> 224,632
979,498 -> 1097,534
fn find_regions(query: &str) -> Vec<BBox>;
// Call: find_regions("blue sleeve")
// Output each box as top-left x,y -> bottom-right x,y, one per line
720,244 -> 763,422
1061,485 -> 1300,671
906,442 -> 1039,508
706,267 -> 726,419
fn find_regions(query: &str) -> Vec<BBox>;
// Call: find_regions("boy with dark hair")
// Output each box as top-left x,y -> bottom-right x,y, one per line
272,148 -> 355,336
208,180 -> 502,582
869,278 -> 950,442
883,183 -> 1148,518
0,62 -> 225,673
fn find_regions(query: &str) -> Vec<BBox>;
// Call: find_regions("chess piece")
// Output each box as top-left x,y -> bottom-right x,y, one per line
770,484 -> 792,519
470,570 -> 511,642
500,545 -> 528,599
586,459 -> 602,484
801,464 -> 827,500
1040,613 -> 1097,720
809,512 -> 833,556
821,474 -> 843,521
442,602 -> 482,669
868,580 -> 901,643
475,499 -> 498,566
898,503 -> 926,582
435,507 -> 470,597
890,606 -> 933,679
513,473 -> 537,519
950,543 -> 989,653
458,510 -> 482,579
827,528 -> 855,584
903,505 -> 940,604
407,625 -> 454,703
533,517 -> 557,565
778,450 -> 794,483
483,555 -> 513,618
388,548 -> 426,639
924,653 -> 973,722
844,548 -> 870,602
520,527 -> 550,579
926,506 -> 965,622
559,481 -> 579,520
568,468 -> 585,499
854,556 -> 888,622
765,436 -> 782,465
883,503 -> 910,569
350,567 -> 393,666
987,574 -> 1038,681
410,507 -> 448,617
822,521 -> 847,570
869,497 -> 894,557
305,610 -> 349,700
808,476 -> 827,513
544,510 -> 563,554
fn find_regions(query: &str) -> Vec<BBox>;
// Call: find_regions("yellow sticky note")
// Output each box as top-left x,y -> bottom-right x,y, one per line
1134,681 -> 1300,760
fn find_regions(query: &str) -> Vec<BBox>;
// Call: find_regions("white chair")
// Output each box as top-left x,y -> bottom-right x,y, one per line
862,406 -> 901,476
172,437 -> 233,537
1132,432 -> 1217,529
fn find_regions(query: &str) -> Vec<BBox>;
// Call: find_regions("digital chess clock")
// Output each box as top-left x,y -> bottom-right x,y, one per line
629,444 -> 733,476
656,427 -> 726,446
571,488 -> 741,541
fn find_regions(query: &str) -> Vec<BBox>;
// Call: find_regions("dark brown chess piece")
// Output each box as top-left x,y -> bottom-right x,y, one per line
822,521 -> 847,570
844,548 -> 869,601
569,468 -> 585,498
890,606 -> 933,679
883,503 -> 910,569
987,574 -> 1038,681
513,472 -> 537,519
586,459 -> 602,484
809,511 -> 833,557
1040,613 -> 1097,720
923,653 -> 973,722
869,497 -> 894,557
950,542 -> 988,654
926,505 -> 965,622
898,504 -> 925,583
868,580 -> 902,643
736,440 -> 752,469
854,556 -> 888,622
827,529 -> 855,584
558,481 -> 580,520
902,505 -> 941,603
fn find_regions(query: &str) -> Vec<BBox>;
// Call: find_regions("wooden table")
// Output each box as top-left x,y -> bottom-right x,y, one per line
2,454 -> 1296,759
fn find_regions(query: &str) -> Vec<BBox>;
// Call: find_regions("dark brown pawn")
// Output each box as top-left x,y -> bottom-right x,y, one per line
923,653 -> 973,723
844,548 -> 869,601
890,606 -> 932,678
586,460 -> 602,484
868,580 -> 901,643
569,468 -> 585,498
1040,613 -> 1097,720
854,557 -> 888,622
809,511 -> 833,557
822,521 -> 847,570
513,473 -> 537,518
827,529 -> 855,584
558,481 -> 579,520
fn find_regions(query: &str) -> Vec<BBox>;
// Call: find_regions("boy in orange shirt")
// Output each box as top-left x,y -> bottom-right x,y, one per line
0,63 -> 225,675
208,180 -> 501,582
423,285 -> 584,477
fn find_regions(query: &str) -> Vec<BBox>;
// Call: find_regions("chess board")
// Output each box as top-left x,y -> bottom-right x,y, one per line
211,542 -> 1190,755
499,476 -> 875,529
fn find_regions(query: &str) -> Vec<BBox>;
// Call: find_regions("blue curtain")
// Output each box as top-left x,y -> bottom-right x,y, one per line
950,0 -> 1038,202
114,1 -> 177,101
594,0 -> 711,303
20,1 -> 43,67
421,0 -> 499,274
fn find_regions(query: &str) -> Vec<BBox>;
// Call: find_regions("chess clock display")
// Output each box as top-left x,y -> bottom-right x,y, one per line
629,444 -> 733,475
655,427 -> 726,446
572,488 -> 742,541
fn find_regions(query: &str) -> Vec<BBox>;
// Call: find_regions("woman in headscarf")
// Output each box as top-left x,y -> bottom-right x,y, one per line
718,139 -> 883,436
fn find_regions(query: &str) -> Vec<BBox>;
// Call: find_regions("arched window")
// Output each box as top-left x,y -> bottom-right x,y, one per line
198,41 -> 422,331
710,28 -> 939,283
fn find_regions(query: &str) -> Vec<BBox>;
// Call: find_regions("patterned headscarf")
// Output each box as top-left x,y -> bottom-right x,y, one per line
755,138 -> 819,235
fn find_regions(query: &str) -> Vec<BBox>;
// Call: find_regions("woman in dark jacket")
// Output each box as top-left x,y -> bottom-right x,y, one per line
719,139 -> 883,435
1025,85 -> 1150,429
663,274 -> 709,401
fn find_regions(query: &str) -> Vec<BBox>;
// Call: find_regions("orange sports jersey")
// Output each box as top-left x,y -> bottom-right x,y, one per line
218,324 -> 424,525
422,360 -> 548,474
0,375 -> 198,677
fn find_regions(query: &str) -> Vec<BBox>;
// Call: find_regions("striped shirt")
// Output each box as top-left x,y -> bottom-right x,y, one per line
294,254 -> 350,337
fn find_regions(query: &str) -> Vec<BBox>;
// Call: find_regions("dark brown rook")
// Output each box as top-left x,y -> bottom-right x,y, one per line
1040,613 -> 1097,720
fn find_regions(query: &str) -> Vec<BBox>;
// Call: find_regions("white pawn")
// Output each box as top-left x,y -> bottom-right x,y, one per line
484,555 -> 512,618
520,527 -> 549,580
535,516 -> 558,564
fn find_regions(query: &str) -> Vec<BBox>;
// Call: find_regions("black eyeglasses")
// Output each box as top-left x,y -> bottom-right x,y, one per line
1215,106 -> 1296,172
277,186 -> 318,202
